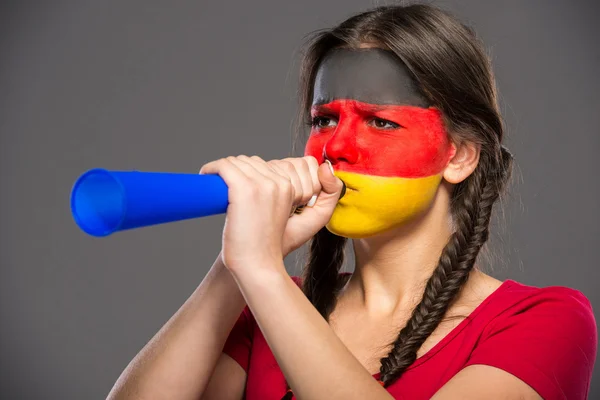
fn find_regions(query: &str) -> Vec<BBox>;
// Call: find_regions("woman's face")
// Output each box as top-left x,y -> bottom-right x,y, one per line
304,48 -> 456,238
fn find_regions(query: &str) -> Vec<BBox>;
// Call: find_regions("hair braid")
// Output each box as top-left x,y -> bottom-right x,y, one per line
301,228 -> 348,318
379,147 -> 513,385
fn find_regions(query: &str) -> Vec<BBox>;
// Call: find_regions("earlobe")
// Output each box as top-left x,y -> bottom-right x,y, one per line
443,141 -> 480,184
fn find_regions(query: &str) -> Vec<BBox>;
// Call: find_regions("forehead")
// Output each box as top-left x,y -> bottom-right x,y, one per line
312,48 -> 429,107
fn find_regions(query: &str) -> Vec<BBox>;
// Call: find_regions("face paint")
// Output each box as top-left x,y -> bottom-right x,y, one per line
304,48 -> 456,238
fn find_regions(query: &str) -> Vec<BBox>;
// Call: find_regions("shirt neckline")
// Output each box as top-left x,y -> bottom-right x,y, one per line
294,273 -> 515,378
367,278 -> 515,378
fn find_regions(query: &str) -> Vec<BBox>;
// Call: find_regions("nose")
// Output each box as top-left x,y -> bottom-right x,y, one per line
322,146 -> 348,199
322,118 -> 359,167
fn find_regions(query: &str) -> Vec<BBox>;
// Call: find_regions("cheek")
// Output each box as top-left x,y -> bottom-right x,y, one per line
373,127 -> 453,177
359,110 -> 454,177
325,171 -> 443,238
304,134 -> 328,163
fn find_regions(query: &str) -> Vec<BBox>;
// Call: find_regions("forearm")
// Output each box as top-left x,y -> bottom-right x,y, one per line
107,253 -> 246,400
231,260 -> 392,400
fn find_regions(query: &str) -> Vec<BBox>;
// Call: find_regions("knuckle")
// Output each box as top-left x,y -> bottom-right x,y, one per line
282,161 -> 296,172
304,155 -> 319,167
247,185 -> 261,199
279,179 -> 294,196
264,180 -> 278,193
297,158 -> 311,173
313,180 -> 321,193
302,188 -> 313,201
279,176 -> 292,188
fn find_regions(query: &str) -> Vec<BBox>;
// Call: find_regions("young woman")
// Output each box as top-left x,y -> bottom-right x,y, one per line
107,4 -> 597,400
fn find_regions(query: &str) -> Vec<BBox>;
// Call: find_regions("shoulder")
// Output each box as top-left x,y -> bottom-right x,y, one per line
464,280 -> 597,399
488,280 -> 596,331
475,280 -> 597,373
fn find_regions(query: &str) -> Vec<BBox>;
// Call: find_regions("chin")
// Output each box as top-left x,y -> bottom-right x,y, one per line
325,214 -> 421,239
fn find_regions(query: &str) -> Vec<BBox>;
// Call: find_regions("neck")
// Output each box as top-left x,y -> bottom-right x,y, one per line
341,184 -> 455,317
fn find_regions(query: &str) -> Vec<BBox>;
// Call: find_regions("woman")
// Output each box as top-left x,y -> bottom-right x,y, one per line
107,4 -> 597,400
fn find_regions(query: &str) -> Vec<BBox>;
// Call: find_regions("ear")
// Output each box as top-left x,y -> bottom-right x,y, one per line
443,141 -> 480,184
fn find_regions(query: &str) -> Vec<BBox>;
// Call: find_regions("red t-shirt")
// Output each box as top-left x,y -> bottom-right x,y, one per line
222,275 -> 597,399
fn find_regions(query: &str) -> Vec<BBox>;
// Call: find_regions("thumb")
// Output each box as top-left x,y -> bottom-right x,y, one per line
281,159 -> 345,255
314,160 -> 345,204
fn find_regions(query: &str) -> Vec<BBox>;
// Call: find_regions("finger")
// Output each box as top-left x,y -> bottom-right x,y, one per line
266,162 -> 307,217
236,155 -> 293,190
268,160 -> 307,206
285,156 -> 321,206
227,155 -> 277,184
198,158 -> 251,196
202,156 -> 271,192
233,156 -> 295,206
302,155 -> 322,200
265,161 -> 305,217
200,159 -> 233,175
200,157 -> 247,177
243,155 -> 287,182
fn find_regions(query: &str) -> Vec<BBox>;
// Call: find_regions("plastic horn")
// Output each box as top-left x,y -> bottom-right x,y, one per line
70,168 -> 346,237
70,169 -> 229,237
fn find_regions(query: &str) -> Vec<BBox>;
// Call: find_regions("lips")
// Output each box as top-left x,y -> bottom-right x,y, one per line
334,175 -> 352,201
331,170 -> 367,193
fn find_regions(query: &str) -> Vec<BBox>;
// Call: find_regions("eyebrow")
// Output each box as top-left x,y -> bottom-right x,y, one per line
311,101 -> 406,114
354,103 -> 393,112
310,104 -> 336,115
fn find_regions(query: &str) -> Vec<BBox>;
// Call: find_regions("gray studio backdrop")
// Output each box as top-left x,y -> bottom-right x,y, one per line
1,0 -> 598,398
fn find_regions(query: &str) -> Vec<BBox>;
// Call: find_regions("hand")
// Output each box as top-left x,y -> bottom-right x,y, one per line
199,155 -> 344,273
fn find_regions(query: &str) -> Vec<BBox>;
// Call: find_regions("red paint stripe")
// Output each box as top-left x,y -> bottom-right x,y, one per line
304,99 -> 455,178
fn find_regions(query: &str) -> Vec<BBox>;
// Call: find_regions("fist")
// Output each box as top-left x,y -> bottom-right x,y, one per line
199,155 -> 344,273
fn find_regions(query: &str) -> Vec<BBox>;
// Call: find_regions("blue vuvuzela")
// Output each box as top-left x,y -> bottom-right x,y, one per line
70,169 -> 229,237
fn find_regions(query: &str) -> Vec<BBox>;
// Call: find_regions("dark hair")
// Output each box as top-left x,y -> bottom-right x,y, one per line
283,3 -> 513,398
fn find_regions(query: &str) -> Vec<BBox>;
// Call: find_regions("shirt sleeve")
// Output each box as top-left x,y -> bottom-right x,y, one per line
464,286 -> 597,400
222,305 -> 254,373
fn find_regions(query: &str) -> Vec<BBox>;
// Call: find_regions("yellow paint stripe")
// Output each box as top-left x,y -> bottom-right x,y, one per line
328,170 -> 443,238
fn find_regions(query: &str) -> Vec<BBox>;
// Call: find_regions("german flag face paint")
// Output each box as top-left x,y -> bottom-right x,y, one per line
304,48 -> 456,238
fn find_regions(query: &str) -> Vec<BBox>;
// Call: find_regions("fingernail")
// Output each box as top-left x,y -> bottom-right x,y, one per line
325,159 -> 334,175
307,194 -> 317,207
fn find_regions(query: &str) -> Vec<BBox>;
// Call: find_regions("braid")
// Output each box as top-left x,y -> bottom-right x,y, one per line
281,228 -> 348,399
379,146 -> 513,385
301,227 -> 348,319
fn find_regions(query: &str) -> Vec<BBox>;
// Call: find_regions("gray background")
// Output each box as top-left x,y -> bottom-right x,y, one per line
1,0 -> 598,398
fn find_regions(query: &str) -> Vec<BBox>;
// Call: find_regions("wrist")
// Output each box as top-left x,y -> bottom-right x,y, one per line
229,256 -> 288,288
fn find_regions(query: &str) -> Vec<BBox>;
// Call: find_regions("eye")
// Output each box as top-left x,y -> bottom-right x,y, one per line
369,118 -> 401,130
311,116 -> 338,129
